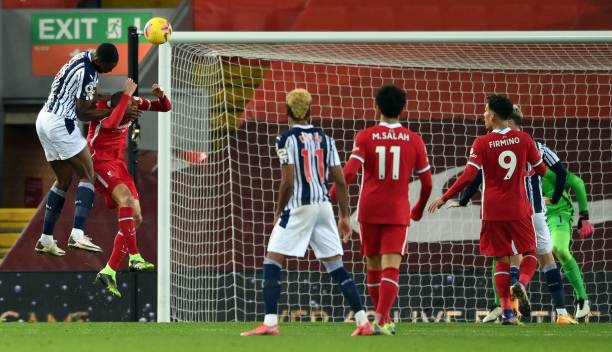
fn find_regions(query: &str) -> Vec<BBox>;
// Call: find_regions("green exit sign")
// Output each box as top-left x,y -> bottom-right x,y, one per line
32,12 -> 153,44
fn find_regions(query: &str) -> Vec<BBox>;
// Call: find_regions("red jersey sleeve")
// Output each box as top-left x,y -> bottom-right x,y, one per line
414,135 -> 431,174
349,130 -> 368,164
100,94 -> 131,130
526,134 -> 544,169
467,137 -> 484,170
136,95 -> 172,112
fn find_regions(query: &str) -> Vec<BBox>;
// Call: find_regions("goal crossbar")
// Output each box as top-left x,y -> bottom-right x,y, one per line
168,31 -> 612,44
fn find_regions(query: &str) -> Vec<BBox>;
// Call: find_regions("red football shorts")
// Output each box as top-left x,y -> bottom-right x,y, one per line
358,222 -> 409,257
93,160 -> 139,209
480,216 -> 536,257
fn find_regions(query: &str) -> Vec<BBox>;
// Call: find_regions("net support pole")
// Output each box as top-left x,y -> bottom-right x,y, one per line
127,26 -> 139,186
157,41 -> 172,323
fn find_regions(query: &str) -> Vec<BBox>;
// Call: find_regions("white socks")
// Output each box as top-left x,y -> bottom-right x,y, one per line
70,228 -> 84,241
264,314 -> 278,326
40,234 -> 54,246
556,308 -> 569,316
354,310 -> 368,326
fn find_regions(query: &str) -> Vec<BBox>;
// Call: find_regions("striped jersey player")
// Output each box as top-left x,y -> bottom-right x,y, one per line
35,43 -> 120,256
242,89 -> 373,337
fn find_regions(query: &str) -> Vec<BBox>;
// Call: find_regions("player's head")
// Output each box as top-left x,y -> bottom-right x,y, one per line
375,85 -> 406,119
92,43 -> 119,73
286,88 -> 312,123
507,104 -> 523,131
483,94 -> 513,129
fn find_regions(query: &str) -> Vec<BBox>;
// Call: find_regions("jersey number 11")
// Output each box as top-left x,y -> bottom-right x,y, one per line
375,146 -> 401,180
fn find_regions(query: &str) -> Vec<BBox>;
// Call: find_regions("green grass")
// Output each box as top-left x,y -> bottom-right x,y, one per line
1,322 -> 611,352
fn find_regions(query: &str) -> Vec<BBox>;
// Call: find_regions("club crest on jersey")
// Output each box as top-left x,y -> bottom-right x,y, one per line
299,132 -> 321,143
84,82 -> 96,99
372,131 -> 410,141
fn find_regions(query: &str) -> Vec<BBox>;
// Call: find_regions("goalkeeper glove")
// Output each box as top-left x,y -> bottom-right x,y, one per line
577,211 -> 594,238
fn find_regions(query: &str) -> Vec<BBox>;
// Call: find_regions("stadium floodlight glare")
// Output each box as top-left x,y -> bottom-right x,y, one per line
158,31 -> 612,323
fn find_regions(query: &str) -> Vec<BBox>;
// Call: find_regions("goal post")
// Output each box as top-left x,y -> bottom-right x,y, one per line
157,31 -> 612,323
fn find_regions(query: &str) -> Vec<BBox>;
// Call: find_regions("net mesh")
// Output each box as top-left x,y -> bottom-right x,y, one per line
167,42 -> 612,322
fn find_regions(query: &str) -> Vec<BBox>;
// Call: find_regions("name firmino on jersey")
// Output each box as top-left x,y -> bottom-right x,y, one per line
372,131 -> 410,141
489,137 -> 520,148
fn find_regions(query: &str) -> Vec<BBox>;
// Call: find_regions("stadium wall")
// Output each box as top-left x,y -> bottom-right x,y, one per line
192,0 -> 612,31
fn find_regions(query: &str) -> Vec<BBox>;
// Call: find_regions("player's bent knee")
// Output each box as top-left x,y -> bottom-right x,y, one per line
56,178 -> 72,191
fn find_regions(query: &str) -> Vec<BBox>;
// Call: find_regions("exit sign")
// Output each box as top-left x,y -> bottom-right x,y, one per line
31,12 -> 154,76
32,13 -> 152,44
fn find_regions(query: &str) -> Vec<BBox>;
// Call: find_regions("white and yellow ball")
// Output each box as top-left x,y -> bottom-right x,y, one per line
144,17 -> 172,45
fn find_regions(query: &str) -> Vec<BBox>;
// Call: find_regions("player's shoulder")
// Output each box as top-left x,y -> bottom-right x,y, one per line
276,125 -> 322,147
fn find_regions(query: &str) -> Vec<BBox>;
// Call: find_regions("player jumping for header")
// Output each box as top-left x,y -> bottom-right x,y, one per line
428,95 -> 547,325
330,84 -> 433,335
35,43 -> 132,256
89,80 -> 171,297
241,89 -> 372,337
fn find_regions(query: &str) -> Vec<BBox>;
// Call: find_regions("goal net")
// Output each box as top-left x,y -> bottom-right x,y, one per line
159,34 -> 612,323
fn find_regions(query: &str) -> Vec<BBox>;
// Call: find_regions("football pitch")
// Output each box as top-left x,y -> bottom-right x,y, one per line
1,323 -> 611,352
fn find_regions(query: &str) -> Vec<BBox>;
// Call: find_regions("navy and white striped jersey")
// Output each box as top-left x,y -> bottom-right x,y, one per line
525,141 -> 561,214
44,51 -> 99,120
275,124 -> 341,210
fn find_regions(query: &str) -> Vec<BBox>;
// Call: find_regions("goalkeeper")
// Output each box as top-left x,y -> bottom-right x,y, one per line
542,167 -> 594,318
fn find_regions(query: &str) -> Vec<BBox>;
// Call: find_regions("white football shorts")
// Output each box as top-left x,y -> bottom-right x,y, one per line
36,110 -> 86,161
533,212 -> 552,255
267,202 -> 343,259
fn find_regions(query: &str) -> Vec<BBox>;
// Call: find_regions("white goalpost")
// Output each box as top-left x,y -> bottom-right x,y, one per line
157,31 -> 612,323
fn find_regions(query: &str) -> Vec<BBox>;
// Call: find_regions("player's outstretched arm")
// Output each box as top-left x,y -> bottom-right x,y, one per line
428,164 -> 479,213
100,79 -> 138,130
329,165 -> 352,242
457,169 -> 483,207
76,98 -> 111,121
144,83 -> 172,112
273,164 -> 294,225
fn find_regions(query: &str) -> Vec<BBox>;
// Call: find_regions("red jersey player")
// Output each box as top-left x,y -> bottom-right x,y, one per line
428,95 -> 546,325
330,85 -> 433,335
89,79 -> 172,297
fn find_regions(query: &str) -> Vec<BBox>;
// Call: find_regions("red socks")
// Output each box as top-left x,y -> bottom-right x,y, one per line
118,207 -> 139,255
108,232 -> 128,271
519,252 -> 538,287
495,261 -> 511,310
377,267 -> 399,325
367,269 -> 381,308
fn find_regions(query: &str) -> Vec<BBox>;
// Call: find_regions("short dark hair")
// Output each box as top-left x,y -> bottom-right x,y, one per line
109,91 -> 124,107
96,43 -> 119,63
486,94 -> 514,120
509,104 -> 523,126
376,85 -> 406,118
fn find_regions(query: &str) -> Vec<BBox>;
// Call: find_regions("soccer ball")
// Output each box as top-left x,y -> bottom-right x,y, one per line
143,17 -> 172,45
